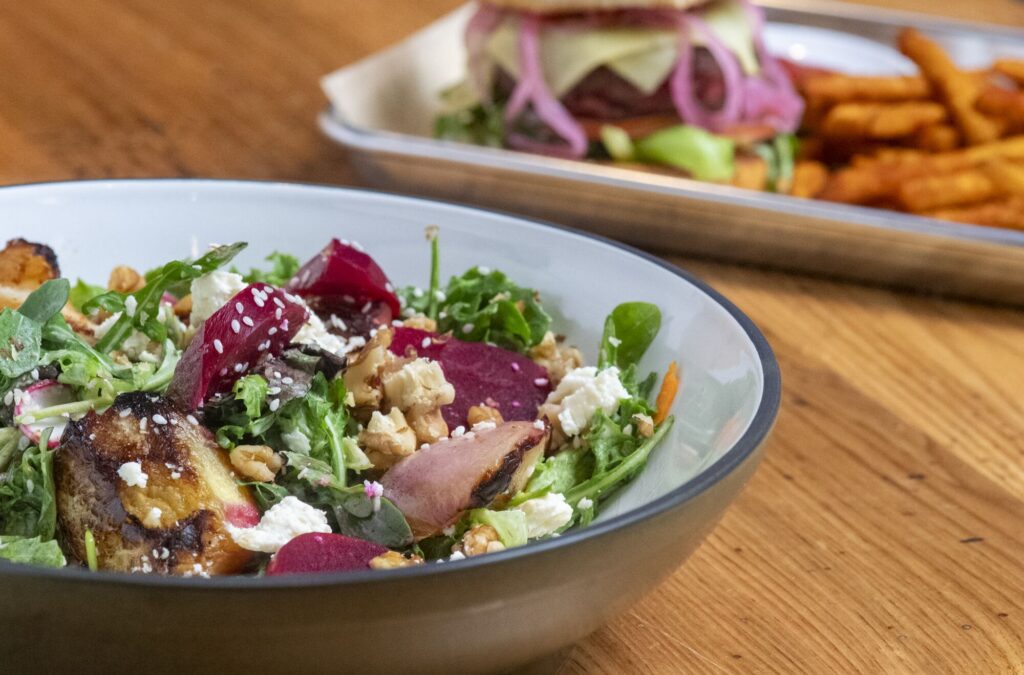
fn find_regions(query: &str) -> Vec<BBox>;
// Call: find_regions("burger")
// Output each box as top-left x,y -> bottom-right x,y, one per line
436,0 -> 805,184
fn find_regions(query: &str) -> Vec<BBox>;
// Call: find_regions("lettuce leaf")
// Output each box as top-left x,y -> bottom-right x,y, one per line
0,535 -> 66,567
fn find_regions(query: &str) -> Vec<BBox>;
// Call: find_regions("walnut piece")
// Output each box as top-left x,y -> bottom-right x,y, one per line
173,294 -> 193,319
402,316 -> 437,332
467,405 -> 504,426
360,408 -> 417,470
453,524 -> 506,557
229,445 -> 283,482
407,408 -> 449,445
343,327 -> 394,408
108,265 -> 146,294
530,332 -> 583,387
369,550 -> 424,570
632,413 -> 655,438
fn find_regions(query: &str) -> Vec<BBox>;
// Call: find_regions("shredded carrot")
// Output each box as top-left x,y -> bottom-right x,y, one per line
653,361 -> 680,425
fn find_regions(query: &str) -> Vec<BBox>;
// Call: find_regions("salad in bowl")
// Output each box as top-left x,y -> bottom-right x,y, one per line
0,232 -> 677,577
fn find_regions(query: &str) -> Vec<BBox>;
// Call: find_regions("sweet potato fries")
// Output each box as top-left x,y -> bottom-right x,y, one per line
795,28 -> 1024,231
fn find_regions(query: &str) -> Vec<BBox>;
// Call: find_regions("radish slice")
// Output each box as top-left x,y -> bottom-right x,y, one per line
15,380 -> 76,448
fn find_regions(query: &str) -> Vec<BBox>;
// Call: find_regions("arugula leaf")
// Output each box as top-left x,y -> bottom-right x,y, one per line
0,428 -> 58,540
565,419 -> 672,505
0,310 -> 42,379
598,302 -> 661,370
0,535 -> 66,567
524,446 -> 594,497
435,103 -> 505,148
68,279 -> 106,313
236,251 -> 300,287
401,266 -> 551,353
17,279 -> 70,325
86,242 -> 246,352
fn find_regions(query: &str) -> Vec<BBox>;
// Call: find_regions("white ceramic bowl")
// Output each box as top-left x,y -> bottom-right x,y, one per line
0,180 -> 779,673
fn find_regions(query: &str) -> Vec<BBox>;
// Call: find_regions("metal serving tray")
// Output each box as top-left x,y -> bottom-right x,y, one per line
320,1 -> 1024,305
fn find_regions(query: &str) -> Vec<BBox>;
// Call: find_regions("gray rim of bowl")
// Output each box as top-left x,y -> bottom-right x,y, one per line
0,178 -> 781,589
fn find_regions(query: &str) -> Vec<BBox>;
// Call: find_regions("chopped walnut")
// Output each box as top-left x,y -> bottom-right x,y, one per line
343,327 -> 394,408
369,550 -> 424,570
402,316 -> 437,332
360,408 -> 417,470
453,524 -> 506,557
229,445 -> 283,482
632,413 -> 655,438
407,408 -> 449,445
467,405 -> 504,427
530,332 -> 583,387
173,294 -> 193,319
108,265 -> 145,294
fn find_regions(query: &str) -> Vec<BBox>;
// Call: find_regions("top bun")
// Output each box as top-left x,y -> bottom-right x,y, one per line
481,0 -> 712,12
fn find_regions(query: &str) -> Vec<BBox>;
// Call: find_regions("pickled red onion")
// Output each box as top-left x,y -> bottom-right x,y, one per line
669,14 -> 744,131
504,13 -> 588,158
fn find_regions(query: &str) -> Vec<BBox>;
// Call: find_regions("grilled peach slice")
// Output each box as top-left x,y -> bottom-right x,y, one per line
55,392 -> 259,576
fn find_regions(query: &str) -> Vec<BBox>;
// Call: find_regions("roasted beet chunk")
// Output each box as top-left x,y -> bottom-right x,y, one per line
287,239 -> 400,319
167,284 -> 308,409
265,532 -> 388,576
390,328 -> 551,428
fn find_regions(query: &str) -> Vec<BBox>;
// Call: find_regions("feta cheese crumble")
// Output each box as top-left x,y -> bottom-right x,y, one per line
543,366 -> 629,436
516,492 -> 574,538
226,496 -> 331,553
142,507 -> 162,528
190,270 -> 247,324
116,461 -> 148,488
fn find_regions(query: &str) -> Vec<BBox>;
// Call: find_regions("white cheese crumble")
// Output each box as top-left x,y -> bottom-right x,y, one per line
189,270 -> 247,324
293,310 -> 346,355
226,496 -> 331,553
543,366 -> 629,436
515,492 -> 573,538
577,497 -> 594,510
116,461 -> 148,488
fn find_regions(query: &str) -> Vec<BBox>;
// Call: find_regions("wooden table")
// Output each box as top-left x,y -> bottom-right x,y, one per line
2,1 -> 1022,671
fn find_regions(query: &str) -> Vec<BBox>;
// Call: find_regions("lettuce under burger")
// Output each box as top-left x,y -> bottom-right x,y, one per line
437,0 -> 803,176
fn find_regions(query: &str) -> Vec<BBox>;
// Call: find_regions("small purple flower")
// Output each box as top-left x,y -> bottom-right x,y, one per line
364,480 -> 384,513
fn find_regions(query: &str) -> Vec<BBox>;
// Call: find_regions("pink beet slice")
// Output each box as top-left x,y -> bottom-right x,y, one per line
287,239 -> 400,317
390,328 -> 552,428
167,283 -> 308,410
266,532 -> 388,576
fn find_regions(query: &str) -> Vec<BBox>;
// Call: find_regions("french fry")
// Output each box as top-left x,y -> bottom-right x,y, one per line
982,159 -> 1024,195
819,166 -> 895,204
994,58 -> 1024,87
927,196 -> 1024,230
976,86 -> 1024,128
801,74 -> 931,103
731,156 -> 769,191
821,102 -> 947,139
898,169 -> 1001,212
789,161 -> 829,199
898,28 -> 1002,145
910,124 -> 960,152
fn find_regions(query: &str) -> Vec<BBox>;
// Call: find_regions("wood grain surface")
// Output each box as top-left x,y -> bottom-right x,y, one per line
1,1 -> 1022,672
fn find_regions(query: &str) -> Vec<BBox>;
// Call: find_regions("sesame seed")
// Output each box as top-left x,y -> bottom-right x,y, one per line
30,368 -> 39,381
421,337 -> 431,349
281,377 -> 294,385
152,414 -> 168,425
235,302 -> 244,314
275,308 -> 283,320
233,363 -> 245,373
534,378 -> 549,387
268,387 -> 281,395
186,415 -> 199,425
281,320 -> 289,331
253,296 -> 265,308
269,399 -> 280,412
219,368 -> 228,376
242,316 -> 255,327
361,301 -> 372,313
139,418 -> 148,432
273,298 -> 285,309
462,323 -> 474,334
2,391 -> 12,406
385,282 -> 394,292
511,400 -> 521,408
231,319 -> 241,334
412,288 -> 424,298
213,339 -> 224,354
268,327 -> 278,336
343,295 -> 355,304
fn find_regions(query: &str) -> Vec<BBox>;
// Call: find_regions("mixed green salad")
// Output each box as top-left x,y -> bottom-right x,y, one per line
0,233 -> 677,576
